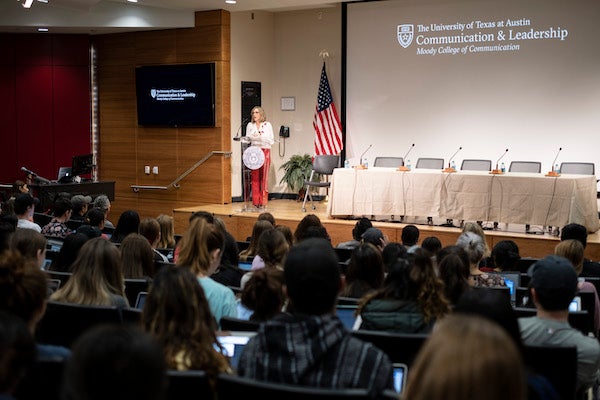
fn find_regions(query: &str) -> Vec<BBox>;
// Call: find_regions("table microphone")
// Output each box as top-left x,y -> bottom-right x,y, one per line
402,143 -> 415,166
360,144 -> 373,166
551,147 -> 562,172
495,148 -> 509,171
447,146 -> 462,169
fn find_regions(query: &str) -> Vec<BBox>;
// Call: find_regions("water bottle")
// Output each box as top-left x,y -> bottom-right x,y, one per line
363,159 -> 368,169
501,162 -> 506,173
406,159 -> 411,170
344,159 -> 350,168
555,163 -> 560,173
451,160 -> 456,170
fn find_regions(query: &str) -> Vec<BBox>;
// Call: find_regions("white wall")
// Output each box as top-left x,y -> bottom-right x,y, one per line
230,6 -> 342,198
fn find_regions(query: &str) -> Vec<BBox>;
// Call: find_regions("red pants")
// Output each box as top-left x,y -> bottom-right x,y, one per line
251,148 -> 270,206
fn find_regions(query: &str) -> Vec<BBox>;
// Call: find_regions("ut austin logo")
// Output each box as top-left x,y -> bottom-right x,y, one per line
397,24 -> 414,48
150,89 -> 157,98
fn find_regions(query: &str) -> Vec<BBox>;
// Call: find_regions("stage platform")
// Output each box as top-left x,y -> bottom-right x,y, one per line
173,198 -> 600,260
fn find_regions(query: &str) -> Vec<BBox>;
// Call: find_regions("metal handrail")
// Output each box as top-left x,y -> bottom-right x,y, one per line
131,150 -> 231,192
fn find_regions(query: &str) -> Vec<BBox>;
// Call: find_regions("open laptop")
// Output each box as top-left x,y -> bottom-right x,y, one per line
216,331 -> 257,371
57,167 -> 72,183
498,271 -> 521,304
392,363 -> 408,394
336,304 -> 358,330
569,296 -> 582,312
135,291 -> 148,310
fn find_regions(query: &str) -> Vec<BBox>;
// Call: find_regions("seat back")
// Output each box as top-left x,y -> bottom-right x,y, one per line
415,157 -> 444,169
509,161 -> 542,173
167,370 -> 214,400
350,330 -> 428,368
15,358 -> 66,400
460,159 -> 492,171
124,278 -> 151,308
313,155 -> 340,175
524,345 -> 577,400
373,157 -> 404,168
36,301 -> 123,348
560,162 -> 595,175
216,374 -> 373,400
220,316 -> 260,332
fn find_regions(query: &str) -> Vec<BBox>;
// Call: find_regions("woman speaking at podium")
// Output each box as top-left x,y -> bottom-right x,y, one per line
246,106 -> 274,208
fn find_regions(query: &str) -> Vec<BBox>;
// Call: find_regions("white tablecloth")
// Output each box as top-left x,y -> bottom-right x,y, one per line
328,167 -> 600,232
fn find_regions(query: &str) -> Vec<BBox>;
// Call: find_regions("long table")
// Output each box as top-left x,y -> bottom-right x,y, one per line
328,168 -> 600,232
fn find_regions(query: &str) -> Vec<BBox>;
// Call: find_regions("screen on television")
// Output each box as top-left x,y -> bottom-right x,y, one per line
135,63 -> 215,127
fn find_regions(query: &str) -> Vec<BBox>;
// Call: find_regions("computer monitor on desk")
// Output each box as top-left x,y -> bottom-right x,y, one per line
71,154 -> 94,178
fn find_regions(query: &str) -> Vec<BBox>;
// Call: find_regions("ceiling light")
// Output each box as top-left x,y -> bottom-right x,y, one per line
127,0 -> 138,3
225,0 -> 237,4
38,27 -> 49,32
22,0 -> 34,8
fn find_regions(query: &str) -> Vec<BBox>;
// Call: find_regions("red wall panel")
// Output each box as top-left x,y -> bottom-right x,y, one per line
0,66 -> 17,179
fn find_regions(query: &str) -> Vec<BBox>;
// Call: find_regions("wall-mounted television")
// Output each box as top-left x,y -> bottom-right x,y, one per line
135,63 -> 215,127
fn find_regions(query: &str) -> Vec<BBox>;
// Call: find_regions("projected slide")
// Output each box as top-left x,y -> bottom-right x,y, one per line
346,0 -> 600,172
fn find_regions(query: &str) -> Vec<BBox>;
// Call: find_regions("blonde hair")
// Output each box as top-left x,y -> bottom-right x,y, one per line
251,106 -> 266,123
405,314 -> 526,400
156,214 -> 176,249
555,239 -> 585,275
462,221 -> 490,258
176,218 -> 224,276
50,238 -> 126,306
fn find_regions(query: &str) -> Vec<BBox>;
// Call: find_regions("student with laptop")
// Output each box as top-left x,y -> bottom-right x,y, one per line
237,238 -> 394,395
519,255 -> 600,394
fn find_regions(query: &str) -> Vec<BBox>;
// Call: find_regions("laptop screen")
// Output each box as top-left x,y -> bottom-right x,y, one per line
498,272 -> 521,303
216,332 -> 257,371
135,292 -> 148,310
336,304 -> 358,330
393,363 -> 408,394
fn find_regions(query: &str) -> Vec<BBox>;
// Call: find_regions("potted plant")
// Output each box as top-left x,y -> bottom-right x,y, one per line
279,154 -> 320,200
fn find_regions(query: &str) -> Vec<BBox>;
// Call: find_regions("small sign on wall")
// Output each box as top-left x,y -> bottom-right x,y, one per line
280,97 -> 295,111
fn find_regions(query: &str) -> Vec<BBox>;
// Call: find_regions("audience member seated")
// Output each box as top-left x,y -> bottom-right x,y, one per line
238,268 -> 285,322
69,195 -> 92,222
293,213 -> 324,244
142,265 -> 232,381
456,232 -> 505,288
12,179 -> 30,197
241,229 -> 289,288
436,245 -> 472,306
0,250 -> 71,361
462,221 -> 491,268
297,224 -> 331,243
555,239 -> 600,336
339,242 -> 385,299
420,235 -> 442,259
336,217 -> 372,250
50,238 -> 129,308
257,211 -> 276,226
0,215 -> 16,253
239,220 -> 273,262
120,233 -> 157,280
210,218 -> 244,288
9,228 -> 47,270
14,194 -> 41,233
49,233 -> 89,273
79,208 -> 107,239
356,249 -> 449,333
62,324 -> 167,400
401,224 -> 420,253
156,214 -> 176,249
109,210 -> 140,244
237,238 -> 394,394
405,314 -> 527,400
561,223 -> 600,278
0,311 -> 36,399
274,224 -> 293,248
92,194 -> 114,229
381,242 -> 407,275
481,239 -> 521,273
138,217 -> 169,263
360,227 -> 387,252
176,218 -> 237,327
41,197 -> 73,239
518,255 -> 600,394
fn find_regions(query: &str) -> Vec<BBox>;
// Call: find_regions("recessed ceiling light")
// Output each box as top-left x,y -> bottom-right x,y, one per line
127,0 -> 138,3
225,0 -> 236,4
38,27 -> 49,32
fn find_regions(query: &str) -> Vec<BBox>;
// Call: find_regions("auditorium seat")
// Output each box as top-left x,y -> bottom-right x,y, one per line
220,316 -> 260,332
373,157 -> 404,168
524,345 -> 577,400
460,159 -> 492,171
350,330 -> 428,368
166,370 -> 213,400
124,278 -> 151,307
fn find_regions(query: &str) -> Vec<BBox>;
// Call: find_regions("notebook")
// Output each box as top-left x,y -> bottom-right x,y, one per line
216,332 -> 257,371
393,363 -> 408,394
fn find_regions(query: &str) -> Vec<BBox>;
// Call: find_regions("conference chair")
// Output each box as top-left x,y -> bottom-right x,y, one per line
350,330 -> 428,368
302,154 -> 340,212
415,157 -> 444,169
509,161 -> 542,173
373,156 -> 404,168
166,370 -> 213,400
216,374 -> 374,400
460,159 -> 492,171
559,162 -> 595,175
523,345 -> 577,400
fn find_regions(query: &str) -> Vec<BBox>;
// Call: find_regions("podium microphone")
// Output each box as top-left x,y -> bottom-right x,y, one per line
21,167 -> 36,176
233,118 -> 250,141
401,143 -> 415,166
447,146 -> 462,169
495,148 -> 509,171
359,144 -> 373,168
551,147 -> 562,172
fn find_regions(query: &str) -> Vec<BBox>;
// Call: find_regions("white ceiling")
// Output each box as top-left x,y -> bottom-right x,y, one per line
2,0 -> 346,34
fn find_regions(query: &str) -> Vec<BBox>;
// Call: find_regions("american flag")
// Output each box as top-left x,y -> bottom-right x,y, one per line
313,63 -> 343,156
